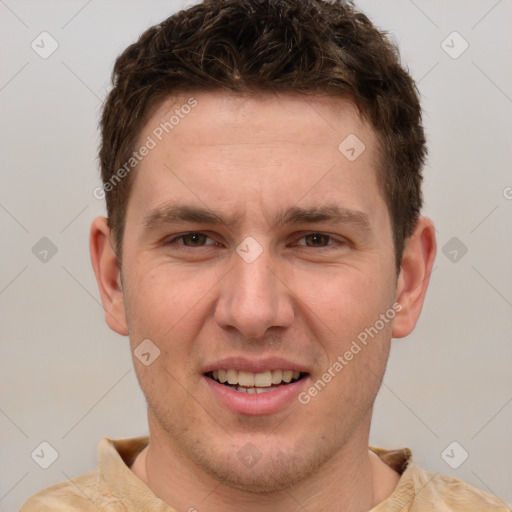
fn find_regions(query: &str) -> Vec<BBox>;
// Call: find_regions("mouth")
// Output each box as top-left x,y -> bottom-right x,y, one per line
205,369 -> 307,394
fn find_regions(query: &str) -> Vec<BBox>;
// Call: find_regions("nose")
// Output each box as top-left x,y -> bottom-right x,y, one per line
214,244 -> 295,340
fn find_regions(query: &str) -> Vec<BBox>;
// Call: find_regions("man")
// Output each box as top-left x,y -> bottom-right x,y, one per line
21,0 -> 509,510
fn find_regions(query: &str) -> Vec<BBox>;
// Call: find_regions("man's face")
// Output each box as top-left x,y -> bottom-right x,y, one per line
119,92 -> 398,491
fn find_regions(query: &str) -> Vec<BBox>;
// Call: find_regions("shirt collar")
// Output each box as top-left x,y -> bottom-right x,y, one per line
99,436 -> 174,511
99,437 -> 413,510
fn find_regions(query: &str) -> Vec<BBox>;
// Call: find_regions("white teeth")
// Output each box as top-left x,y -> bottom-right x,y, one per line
238,370 -> 255,387
254,370 -> 272,387
227,369 -> 238,385
235,386 -> 275,394
210,368 -> 303,388
271,369 -> 283,384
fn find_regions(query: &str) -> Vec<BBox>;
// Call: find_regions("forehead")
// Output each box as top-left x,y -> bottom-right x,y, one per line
132,91 -> 381,192
126,90 -> 388,234
142,91 -> 375,149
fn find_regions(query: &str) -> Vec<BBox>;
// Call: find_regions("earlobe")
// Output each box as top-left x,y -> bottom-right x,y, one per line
89,216 -> 129,336
392,217 -> 437,339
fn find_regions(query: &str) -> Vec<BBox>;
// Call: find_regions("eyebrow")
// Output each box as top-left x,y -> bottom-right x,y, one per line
143,202 -> 371,233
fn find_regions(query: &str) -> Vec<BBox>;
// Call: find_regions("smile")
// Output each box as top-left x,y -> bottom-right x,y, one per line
206,369 -> 306,394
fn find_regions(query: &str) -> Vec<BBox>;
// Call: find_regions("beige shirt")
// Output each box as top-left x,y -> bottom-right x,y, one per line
21,436 -> 510,511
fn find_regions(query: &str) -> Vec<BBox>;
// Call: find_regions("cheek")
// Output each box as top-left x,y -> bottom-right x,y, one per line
299,266 -> 393,337
294,266 -> 395,404
125,263 -> 213,341
125,266 -> 211,410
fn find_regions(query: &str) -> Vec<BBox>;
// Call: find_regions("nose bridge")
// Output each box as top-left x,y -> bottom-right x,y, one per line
214,242 -> 294,338
235,246 -> 275,302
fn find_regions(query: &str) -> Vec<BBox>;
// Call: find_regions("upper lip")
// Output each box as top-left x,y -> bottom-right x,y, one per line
201,356 -> 310,374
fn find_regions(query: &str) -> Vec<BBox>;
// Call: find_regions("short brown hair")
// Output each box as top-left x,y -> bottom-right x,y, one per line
99,0 -> 426,271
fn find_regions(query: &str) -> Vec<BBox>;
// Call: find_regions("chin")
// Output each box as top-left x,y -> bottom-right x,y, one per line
171,423 -> 342,494
195,445 -> 323,494
147,395 -> 354,493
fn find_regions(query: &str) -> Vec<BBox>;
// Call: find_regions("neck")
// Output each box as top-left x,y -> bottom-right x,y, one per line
131,419 -> 400,512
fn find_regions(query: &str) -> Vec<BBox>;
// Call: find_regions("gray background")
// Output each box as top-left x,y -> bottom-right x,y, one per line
1,1 -> 511,510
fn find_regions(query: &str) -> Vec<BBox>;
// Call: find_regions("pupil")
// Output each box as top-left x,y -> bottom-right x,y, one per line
308,233 -> 326,246
186,233 -> 203,245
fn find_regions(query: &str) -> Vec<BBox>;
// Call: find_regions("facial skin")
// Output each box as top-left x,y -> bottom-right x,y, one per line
90,92 -> 436,511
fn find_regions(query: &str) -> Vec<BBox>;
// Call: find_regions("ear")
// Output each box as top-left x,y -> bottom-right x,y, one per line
89,216 -> 128,336
392,217 -> 437,338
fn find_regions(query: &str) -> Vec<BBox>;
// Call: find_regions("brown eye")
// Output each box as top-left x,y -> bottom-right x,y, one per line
303,233 -> 331,247
180,233 -> 208,246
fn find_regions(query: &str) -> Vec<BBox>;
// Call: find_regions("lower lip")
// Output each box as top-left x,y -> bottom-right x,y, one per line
203,375 -> 308,416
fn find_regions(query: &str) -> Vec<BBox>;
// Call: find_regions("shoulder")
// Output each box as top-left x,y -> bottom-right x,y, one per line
403,464 -> 510,511
20,469 -> 121,512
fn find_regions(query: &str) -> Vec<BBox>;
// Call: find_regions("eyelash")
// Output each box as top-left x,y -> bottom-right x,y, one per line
165,232 -> 347,251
